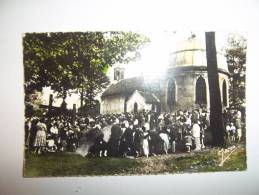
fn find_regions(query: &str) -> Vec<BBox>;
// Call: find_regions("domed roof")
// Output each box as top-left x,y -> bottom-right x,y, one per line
169,37 -> 228,72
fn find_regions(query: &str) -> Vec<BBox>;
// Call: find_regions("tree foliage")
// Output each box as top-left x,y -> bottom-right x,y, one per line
23,32 -> 149,107
224,34 -> 247,109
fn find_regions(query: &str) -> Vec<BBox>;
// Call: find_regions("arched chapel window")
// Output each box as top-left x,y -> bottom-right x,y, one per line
195,76 -> 207,105
167,79 -> 176,111
222,80 -> 227,106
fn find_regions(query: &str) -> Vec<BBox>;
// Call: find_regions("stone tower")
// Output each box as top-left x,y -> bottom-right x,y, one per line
163,36 -> 230,112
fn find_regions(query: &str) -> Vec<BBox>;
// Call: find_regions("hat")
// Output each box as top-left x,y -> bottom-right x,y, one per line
89,118 -> 95,123
79,118 -> 85,123
158,114 -> 164,120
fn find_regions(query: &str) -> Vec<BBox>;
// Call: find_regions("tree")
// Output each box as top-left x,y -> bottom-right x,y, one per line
23,33 -> 53,94
205,32 -> 225,147
23,32 -> 149,108
225,34 -> 247,110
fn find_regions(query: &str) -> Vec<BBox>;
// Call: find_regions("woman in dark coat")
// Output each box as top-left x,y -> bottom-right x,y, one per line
29,118 -> 39,150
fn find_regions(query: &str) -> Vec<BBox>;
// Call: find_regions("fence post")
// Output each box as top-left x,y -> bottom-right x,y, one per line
172,140 -> 176,153
48,94 -> 53,112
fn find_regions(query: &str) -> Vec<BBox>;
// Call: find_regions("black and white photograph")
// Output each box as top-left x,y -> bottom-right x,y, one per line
23,31 -> 247,176
2,1 -> 259,195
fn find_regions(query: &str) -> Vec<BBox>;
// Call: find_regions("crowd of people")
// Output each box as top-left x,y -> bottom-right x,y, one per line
25,108 -> 244,157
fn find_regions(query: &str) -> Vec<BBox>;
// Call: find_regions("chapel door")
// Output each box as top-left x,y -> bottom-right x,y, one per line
134,102 -> 138,113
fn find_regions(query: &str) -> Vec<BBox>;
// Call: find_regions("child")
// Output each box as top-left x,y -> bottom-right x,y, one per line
46,134 -> 57,152
225,123 -> 231,143
184,131 -> 192,152
230,123 -> 236,142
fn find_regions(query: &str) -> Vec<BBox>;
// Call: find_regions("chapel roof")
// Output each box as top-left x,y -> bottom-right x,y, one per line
101,76 -> 145,98
137,90 -> 160,104
101,77 -> 160,104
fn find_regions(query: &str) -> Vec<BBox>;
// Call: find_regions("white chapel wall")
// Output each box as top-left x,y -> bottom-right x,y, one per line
101,95 -> 125,114
126,91 -> 150,112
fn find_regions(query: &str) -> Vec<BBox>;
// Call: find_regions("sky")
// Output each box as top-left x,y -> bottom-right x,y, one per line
114,31 -> 234,79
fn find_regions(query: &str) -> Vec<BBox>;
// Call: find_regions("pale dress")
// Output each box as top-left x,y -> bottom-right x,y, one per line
192,124 -> 201,150
34,122 -> 47,147
142,132 -> 149,157
34,130 -> 47,146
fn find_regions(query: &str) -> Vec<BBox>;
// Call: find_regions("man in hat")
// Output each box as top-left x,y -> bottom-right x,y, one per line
108,118 -> 122,157
133,124 -> 143,157
120,122 -> 134,157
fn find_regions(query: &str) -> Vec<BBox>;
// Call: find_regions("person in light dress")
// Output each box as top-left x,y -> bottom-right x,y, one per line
33,119 -> 47,154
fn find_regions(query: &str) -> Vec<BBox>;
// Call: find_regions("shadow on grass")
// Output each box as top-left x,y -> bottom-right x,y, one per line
24,152 -> 144,177
24,145 -> 246,177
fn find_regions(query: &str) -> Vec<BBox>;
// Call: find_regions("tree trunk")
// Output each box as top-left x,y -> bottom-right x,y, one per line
61,88 -> 67,110
205,32 -> 225,147
80,89 -> 84,107
62,88 -> 67,101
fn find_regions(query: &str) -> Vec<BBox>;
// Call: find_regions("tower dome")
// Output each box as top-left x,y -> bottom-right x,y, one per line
169,37 -> 229,73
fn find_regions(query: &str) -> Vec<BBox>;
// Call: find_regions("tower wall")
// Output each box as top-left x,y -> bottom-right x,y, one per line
164,67 -> 229,112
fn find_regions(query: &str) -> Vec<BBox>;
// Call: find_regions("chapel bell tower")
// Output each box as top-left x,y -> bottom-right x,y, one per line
114,66 -> 125,81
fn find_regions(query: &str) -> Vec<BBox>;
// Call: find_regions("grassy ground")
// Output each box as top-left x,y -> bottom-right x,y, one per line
24,144 -> 246,177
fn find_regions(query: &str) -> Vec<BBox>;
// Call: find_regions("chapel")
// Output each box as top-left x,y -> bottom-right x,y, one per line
100,36 -> 230,114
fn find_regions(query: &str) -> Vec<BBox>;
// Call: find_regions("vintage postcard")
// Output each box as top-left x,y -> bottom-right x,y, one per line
23,31 -> 246,176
